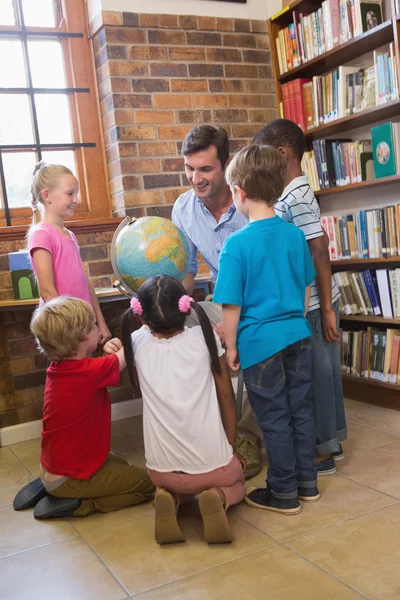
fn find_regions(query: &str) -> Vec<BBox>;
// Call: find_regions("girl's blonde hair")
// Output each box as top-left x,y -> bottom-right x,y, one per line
30,161 -> 74,225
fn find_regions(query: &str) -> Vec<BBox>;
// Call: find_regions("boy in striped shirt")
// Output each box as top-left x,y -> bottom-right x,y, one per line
253,119 -> 346,475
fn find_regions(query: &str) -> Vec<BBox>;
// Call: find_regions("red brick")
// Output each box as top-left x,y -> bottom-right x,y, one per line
150,63 -> 188,78
161,157 -> 185,172
209,79 -> 243,93
109,61 -> 149,77
138,142 -> 176,156
170,79 -> 208,92
123,175 -> 142,190
231,123 -> 262,137
105,27 -> 145,44
14,370 -> 46,391
80,245 -> 108,261
89,260 -> 113,277
206,48 -> 242,62
179,15 -> 198,29
109,176 -> 123,195
243,49 -> 270,63
121,158 -> 161,173
230,139 -> 247,152
259,65 -> 273,78
225,64 -> 258,78
234,19 -> 251,32
102,11 -> 122,26
213,109 -> 248,123
261,95 -> 277,108
139,14 -> 158,27
186,31 -> 221,46
17,403 -> 45,424
4,321 -> 32,340
117,126 -> 157,140
176,109 -> 212,124
131,78 -> 170,93
34,354 -> 48,369
110,143 -> 135,159
107,45 -> 127,59
91,276 -> 112,289
109,78 -> 131,93
249,108 -> 277,122
223,33 -> 256,48
188,63 -> 223,78
256,35 -> 270,49
122,12 -> 139,27
243,79 -> 274,93
8,357 -> 34,375
251,20 -> 268,33
159,14 -> 179,28
113,94 -> 151,109
136,109 -> 173,124
129,46 -> 168,60
115,109 -> 134,125
192,95 -> 227,108
146,205 -> 173,219
154,94 -> 191,108
0,271 -> 11,288
164,188 -> 189,204
143,173 -> 181,189
169,47 -> 206,61
95,46 -> 108,68
197,16 -> 216,30
158,125 -> 192,140
8,337 -> 39,358
92,28 -> 106,53
216,18 -> 233,31
126,207 -> 146,219
229,94 -> 262,108
148,29 -> 186,45
0,375 -> 14,395
124,190 -> 164,206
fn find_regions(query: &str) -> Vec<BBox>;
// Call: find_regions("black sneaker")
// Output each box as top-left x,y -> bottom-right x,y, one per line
332,444 -> 344,462
245,487 -> 301,515
13,478 -> 48,511
298,486 -> 320,502
34,496 -> 82,520
316,457 -> 336,476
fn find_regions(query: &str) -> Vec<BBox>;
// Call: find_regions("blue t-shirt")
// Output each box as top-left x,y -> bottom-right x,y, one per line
213,216 -> 316,370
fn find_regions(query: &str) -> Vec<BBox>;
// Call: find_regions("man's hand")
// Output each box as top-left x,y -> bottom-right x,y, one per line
104,337 -> 122,355
213,320 -> 226,347
321,309 -> 341,343
226,347 -> 240,371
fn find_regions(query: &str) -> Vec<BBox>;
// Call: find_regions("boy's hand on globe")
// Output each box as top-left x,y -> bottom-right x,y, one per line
226,347 -> 240,372
104,337 -> 122,355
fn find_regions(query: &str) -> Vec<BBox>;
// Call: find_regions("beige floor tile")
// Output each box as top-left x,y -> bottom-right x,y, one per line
342,421 -> 400,457
339,441 -> 400,498
345,400 -> 400,436
0,538 -> 127,600
70,500 -> 154,536
233,473 -> 395,543
112,416 -> 145,453
0,504 -> 77,558
288,502 -> 400,600
0,447 -> 33,507
10,438 -> 41,477
138,545 -> 364,600
84,506 -> 276,596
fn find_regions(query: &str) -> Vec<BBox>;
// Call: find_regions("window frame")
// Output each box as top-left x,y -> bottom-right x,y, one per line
0,0 -> 112,233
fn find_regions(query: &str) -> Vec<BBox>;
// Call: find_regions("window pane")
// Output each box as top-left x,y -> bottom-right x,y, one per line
35,94 -> 72,144
0,40 -> 27,87
21,0 -> 56,27
0,0 -> 16,25
0,95 -> 34,145
41,150 -> 76,175
28,40 -> 67,88
2,152 -> 37,208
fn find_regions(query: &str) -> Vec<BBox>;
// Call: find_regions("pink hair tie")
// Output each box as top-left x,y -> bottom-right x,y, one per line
178,295 -> 194,313
130,297 -> 143,316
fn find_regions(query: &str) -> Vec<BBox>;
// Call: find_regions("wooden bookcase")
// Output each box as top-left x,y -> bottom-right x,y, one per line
268,1 -> 400,409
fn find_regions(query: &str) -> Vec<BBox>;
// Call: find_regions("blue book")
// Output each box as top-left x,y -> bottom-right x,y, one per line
312,140 -> 324,189
359,210 -> 369,258
362,270 -> 382,316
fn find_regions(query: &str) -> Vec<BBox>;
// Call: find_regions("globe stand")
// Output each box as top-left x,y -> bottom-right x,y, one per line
110,216 -> 138,298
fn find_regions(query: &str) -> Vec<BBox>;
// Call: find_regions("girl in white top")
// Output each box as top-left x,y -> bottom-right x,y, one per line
105,275 -> 245,545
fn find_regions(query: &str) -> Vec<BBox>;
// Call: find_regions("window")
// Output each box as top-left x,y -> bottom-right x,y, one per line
0,0 -> 111,228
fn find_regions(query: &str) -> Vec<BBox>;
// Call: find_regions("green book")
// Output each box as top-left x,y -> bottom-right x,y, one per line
371,122 -> 396,179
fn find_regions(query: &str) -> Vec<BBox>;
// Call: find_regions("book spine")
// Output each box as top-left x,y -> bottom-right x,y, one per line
363,270 -> 382,316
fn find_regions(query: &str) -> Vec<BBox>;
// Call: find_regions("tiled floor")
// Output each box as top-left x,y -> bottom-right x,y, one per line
2,398 -> 400,599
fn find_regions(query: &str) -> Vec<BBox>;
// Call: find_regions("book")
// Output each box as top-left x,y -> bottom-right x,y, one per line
360,1 -> 383,33
372,122 -> 397,178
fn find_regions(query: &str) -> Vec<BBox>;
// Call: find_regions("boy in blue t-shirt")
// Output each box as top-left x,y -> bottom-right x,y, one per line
213,144 -> 319,514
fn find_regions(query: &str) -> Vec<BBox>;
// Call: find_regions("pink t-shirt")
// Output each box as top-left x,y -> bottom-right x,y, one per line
28,222 -> 92,306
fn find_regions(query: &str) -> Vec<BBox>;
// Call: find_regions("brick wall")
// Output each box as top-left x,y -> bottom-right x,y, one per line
92,11 -> 277,222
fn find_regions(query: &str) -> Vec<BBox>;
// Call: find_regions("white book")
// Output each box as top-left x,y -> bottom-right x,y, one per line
389,271 -> 400,318
373,209 -> 382,257
338,66 -> 362,118
366,210 -> 376,258
376,270 -> 394,318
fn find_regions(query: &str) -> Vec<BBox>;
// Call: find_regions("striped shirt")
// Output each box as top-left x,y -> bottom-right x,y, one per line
275,175 -> 340,312
172,188 -> 248,280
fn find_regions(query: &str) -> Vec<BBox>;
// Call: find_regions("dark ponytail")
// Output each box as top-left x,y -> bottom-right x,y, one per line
190,302 -> 221,375
121,309 -> 142,386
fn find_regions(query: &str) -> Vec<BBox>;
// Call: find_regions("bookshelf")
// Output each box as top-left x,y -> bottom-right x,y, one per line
268,0 -> 400,407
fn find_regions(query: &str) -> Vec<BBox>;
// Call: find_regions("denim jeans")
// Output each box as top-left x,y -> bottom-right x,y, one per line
243,338 -> 317,499
306,301 -> 347,456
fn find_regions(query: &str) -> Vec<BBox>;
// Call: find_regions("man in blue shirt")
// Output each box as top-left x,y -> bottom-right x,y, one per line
172,125 -> 261,479
213,144 -> 318,514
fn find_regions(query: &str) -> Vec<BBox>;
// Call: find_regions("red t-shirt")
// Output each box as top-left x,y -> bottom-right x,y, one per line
41,354 -> 120,479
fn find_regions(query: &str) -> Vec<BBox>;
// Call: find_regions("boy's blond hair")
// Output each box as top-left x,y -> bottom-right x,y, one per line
30,296 -> 94,362
225,144 -> 287,206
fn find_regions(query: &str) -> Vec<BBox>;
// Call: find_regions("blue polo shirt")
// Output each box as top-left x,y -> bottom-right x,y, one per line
213,216 -> 315,369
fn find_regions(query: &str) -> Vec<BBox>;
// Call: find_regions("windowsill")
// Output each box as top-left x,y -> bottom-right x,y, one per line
0,217 -> 123,241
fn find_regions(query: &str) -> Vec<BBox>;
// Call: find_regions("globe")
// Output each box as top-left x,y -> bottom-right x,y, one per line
111,216 -> 191,294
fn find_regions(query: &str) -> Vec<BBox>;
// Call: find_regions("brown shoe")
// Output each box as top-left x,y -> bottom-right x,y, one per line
235,437 -> 261,479
154,488 -> 185,545
199,488 -> 232,544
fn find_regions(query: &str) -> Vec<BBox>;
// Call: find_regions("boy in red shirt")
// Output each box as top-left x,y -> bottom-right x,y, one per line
15,296 -> 154,519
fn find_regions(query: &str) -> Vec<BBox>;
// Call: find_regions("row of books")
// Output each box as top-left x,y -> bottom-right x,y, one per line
341,327 -> 400,383
281,53 -> 399,131
275,0 -> 384,75
321,209 -> 400,262
334,269 -> 400,318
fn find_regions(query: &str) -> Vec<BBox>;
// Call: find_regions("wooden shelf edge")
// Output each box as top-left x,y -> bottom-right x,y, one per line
280,20 -> 393,83
331,257 -> 400,267
342,373 -> 400,390
340,315 -> 400,325
315,174 -> 400,197
1,217 -> 123,241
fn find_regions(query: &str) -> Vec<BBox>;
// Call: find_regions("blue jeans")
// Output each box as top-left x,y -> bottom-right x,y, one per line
243,338 -> 317,499
306,301 -> 347,456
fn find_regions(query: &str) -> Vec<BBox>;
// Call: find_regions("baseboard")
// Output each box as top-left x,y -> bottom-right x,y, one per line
0,397 -> 143,447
